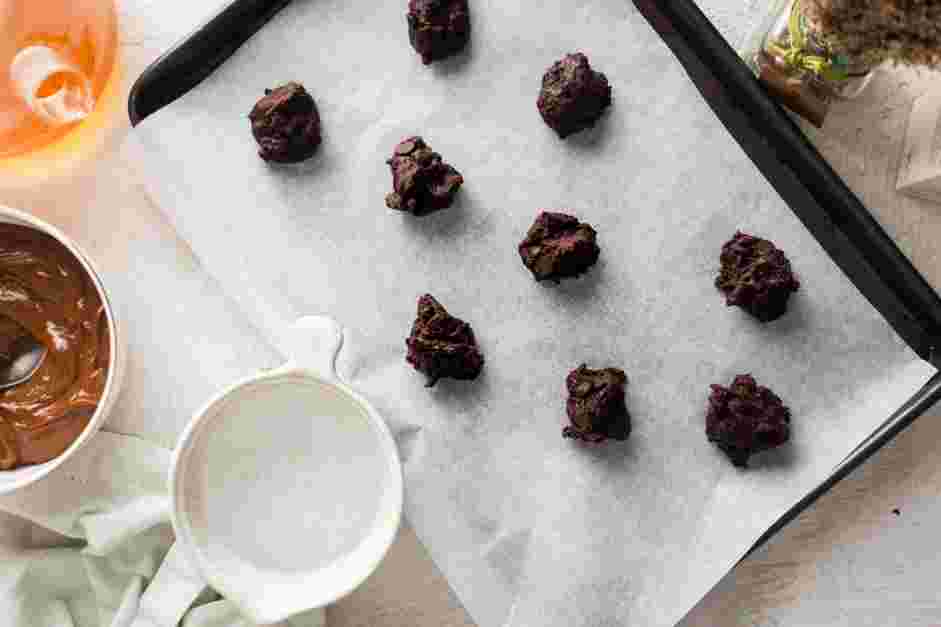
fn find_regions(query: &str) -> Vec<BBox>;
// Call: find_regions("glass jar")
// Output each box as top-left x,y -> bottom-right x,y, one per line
741,0 -> 874,126
0,0 -> 119,159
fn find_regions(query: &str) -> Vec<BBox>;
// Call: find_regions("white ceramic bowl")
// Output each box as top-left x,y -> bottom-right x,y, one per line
168,316 -> 402,625
0,205 -> 124,494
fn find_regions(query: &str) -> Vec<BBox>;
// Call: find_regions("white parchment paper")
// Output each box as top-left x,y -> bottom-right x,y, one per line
131,0 -> 937,625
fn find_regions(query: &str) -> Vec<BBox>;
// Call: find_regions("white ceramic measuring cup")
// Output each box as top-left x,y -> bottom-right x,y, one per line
133,316 -> 402,626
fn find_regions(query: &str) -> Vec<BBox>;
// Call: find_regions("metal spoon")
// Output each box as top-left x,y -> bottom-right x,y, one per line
0,334 -> 46,390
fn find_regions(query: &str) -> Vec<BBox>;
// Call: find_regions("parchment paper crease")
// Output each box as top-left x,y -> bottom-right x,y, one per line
131,0 -> 937,625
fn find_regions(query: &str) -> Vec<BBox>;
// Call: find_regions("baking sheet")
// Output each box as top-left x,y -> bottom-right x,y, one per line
130,0 -> 937,625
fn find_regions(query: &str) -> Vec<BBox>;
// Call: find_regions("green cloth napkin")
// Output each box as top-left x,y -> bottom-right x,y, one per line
0,432 -> 323,627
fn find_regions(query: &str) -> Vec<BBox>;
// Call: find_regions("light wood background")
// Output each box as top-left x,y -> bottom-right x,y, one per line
6,2 -> 941,625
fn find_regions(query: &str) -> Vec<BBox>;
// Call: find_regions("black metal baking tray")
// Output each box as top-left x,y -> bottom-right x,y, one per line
128,0 -> 941,574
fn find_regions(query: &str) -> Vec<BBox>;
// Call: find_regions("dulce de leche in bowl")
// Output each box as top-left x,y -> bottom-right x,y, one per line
0,222 -> 110,471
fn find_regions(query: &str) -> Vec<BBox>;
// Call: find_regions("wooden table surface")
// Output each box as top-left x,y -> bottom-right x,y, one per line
4,1 -> 941,625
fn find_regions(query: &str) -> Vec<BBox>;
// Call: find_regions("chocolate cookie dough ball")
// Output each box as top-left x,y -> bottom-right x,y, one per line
537,53 -> 612,138
406,294 -> 484,387
385,136 -> 464,216
715,231 -> 800,322
407,0 -> 471,65
706,374 -> 791,467
249,82 -> 322,163
518,211 -> 600,282
563,365 -> 630,443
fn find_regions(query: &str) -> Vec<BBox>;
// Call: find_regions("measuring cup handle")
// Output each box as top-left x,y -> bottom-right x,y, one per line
285,316 -> 344,382
129,542 -> 206,627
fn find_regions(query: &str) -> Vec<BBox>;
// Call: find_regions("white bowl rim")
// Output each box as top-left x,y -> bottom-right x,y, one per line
168,364 -> 404,624
0,204 -> 122,494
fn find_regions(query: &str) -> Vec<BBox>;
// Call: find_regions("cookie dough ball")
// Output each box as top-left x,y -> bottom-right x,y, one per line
716,231 -> 800,322
407,0 -> 470,65
385,136 -> 464,216
518,211 -> 600,282
706,374 -> 791,467
406,294 -> 484,387
564,365 -> 631,443
248,82 -> 322,163
537,53 -> 612,138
